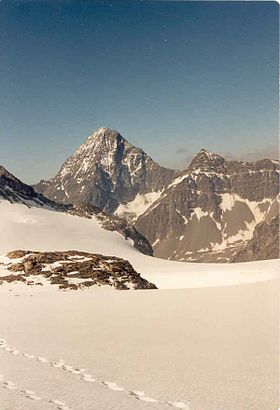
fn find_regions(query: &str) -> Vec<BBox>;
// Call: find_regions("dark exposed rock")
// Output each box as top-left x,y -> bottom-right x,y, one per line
0,165 -> 66,209
6,250 -> 28,259
2,250 -> 157,290
231,215 -> 279,262
0,274 -> 26,284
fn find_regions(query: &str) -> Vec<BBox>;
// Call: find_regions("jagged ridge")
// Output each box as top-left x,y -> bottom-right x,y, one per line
0,165 -> 63,208
135,150 -> 279,262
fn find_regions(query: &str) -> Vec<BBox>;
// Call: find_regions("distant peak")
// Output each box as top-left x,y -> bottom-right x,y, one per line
90,127 -> 120,137
188,149 -> 225,172
95,127 -> 111,134
84,127 -> 123,145
198,148 -> 220,158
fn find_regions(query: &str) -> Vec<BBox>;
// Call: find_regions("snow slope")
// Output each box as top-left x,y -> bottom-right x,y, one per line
0,200 -> 278,289
0,199 -> 279,410
115,191 -> 163,221
0,280 -> 278,410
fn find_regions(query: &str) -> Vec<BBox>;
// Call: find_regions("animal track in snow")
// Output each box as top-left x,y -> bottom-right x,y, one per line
0,337 -> 190,409
49,399 -> 72,410
3,380 -> 16,390
37,356 -> 49,363
81,373 -> 97,382
0,372 -> 71,409
130,390 -> 158,403
102,381 -> 125,391
21,389 -> 42,401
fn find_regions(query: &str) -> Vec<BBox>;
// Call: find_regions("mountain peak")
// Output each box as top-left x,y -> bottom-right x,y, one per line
96,126 -> 111,133
35,128 -> 176,212
87,127 -> 122,142
188,149 -> 225,172
92,127 -> 117,135
198,148 -> 221,158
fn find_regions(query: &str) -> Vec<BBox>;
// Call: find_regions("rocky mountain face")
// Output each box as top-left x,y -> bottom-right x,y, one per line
0,165 -> 62,209
231,215 -> 279,262
0,250 -> 157,290
0,165 -> 153,257
33,128 -> 279,263
34,127 -> 176,213
135,149 -> 279,262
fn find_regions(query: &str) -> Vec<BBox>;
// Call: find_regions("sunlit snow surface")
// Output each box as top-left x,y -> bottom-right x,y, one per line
0,199 -> 279,410
115,191 -> 163,221
0,200 -> 278,289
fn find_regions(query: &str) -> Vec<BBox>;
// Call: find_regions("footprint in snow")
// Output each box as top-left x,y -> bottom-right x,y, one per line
37,356 -> 49,363
130,390 -> 158,403
50,360 -> 64,368
3,380 -> 16,390
69,368 -> 84,375
1,336 -> 191,409
102,381 -> 124,391
1,373 -> 71,409
80,374 -> 96,382
49,399 -> 72,410
22,389 -> 42,401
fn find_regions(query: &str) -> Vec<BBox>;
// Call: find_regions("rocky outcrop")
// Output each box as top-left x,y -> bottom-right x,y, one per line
231,215 -> 279,262
0,250 -> 157,290
34,127 -> 177,213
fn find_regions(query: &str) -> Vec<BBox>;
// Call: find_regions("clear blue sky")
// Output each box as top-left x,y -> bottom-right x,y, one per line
0,0 -> 278,183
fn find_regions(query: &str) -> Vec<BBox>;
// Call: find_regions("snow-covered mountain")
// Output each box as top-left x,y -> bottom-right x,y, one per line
35,127 -> 176,213
1,165 -> 278,289
135,149 -> 279,262
0,187 -> 278,290
33,130 -> 279,263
